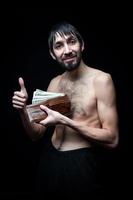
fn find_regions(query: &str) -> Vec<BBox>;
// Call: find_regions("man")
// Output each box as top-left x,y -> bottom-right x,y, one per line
12,22 -> 119,197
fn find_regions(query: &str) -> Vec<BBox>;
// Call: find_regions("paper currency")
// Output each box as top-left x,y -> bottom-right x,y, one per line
26,89 -> 71,122
32,89 -> 65,104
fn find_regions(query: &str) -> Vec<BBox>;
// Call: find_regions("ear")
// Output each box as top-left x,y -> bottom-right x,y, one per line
50,50 -> 56,60
81,40 -> 84,52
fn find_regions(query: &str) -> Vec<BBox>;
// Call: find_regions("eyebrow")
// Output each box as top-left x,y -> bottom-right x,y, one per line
54,34 -> 77,45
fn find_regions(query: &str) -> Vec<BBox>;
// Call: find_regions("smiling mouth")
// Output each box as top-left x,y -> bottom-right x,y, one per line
63,56 -> 76,62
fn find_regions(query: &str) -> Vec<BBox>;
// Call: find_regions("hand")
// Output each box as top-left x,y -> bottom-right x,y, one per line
12,77 -> 28,110
39,105 -> 62,127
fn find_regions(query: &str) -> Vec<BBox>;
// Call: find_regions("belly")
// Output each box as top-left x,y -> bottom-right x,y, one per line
52,126 -> 92,151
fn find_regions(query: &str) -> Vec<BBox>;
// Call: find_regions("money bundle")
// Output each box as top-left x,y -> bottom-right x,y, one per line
26,89 -> 71,123
32,89 -> 65,104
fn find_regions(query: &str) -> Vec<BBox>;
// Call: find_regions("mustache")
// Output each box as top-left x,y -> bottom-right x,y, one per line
62,53 -> 77,60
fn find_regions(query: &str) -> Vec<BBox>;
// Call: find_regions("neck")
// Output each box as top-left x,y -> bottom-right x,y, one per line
65,60 -> 87,79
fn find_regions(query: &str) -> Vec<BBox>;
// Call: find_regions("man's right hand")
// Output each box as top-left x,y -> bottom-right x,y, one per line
12,77 -> 28,110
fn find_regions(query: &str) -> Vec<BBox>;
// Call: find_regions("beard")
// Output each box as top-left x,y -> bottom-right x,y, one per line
56,53 -> 82,71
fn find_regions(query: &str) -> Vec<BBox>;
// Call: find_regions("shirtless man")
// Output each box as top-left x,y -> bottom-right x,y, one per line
12,22 -> 119,196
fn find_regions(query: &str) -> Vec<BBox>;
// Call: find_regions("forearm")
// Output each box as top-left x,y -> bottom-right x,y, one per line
59,115 -> 118,147
19,108 -> 47,141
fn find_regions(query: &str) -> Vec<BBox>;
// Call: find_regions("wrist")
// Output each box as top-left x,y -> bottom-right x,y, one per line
19,107 -> 27,116
59,114 -> 71,126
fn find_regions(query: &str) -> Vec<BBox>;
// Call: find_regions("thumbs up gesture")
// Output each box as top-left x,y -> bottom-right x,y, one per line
12,77 -> 28,110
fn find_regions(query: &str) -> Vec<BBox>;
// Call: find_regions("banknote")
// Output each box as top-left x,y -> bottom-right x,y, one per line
26,89 -> 71,122
32,89 -> 65,104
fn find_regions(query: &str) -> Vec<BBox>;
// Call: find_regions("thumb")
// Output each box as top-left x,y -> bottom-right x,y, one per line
40,105 -> 50,114
18,77 -> 27,94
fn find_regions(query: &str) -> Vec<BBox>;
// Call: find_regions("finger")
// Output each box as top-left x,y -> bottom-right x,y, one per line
12,104 -> 24,109
14,91 -> 25,98
39,118 -> 49,126
12,99 -> 25,106
18,77 -> 27,94
40,105 -> 50,113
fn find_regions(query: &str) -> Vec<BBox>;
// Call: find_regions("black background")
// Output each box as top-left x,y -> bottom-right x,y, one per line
0,7 -> 132,197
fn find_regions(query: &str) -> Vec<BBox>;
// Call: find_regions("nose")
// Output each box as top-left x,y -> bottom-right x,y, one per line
64,44 -> 72,55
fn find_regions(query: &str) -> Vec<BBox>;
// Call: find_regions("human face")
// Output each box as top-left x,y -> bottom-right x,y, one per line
51,33 -> 83,71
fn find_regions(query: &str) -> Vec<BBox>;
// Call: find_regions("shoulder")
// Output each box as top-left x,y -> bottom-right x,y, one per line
91,69 -> 116,99
92,69 -> 113,86
47,74 -> 63,91
86,67 -> 115,92
50,74 -> 62,84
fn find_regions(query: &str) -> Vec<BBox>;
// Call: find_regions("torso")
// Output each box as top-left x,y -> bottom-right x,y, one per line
51,66 -> 103,151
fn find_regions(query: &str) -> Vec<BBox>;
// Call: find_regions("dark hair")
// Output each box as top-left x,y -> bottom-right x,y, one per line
48,21 -> 83,54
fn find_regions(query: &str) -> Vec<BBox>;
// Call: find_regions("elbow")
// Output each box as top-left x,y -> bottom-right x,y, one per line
28,131 -> 43,142
109,138 -> 118,148
107,132 -> 119,148
29,124 -> 46,142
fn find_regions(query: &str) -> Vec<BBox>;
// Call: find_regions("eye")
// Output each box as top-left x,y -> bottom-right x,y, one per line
71,39 -> 76,43
54,43 -> 63,50
68,38 -> 77,45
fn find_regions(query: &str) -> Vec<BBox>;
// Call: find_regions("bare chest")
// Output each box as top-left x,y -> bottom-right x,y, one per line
58,78 -> 97,118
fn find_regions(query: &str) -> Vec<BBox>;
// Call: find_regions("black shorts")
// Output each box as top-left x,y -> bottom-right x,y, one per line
33,127 -> 104,197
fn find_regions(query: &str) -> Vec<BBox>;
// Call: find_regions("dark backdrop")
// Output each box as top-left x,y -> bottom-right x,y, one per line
0,7 -> 132,197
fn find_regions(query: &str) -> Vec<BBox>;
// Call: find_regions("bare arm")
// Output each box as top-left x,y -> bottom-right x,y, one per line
19,109 -> 46,141
12,76 -> 62,141
12,77 -> 46,141
39,74 -> 119,148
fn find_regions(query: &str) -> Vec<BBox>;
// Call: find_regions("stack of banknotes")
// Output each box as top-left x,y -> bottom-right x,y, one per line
26,89 -> 71,123
32,89 -> 66,104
